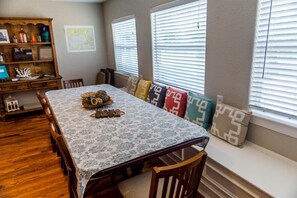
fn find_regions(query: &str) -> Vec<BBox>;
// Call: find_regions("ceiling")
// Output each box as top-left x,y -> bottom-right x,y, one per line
44,0 -> 106,3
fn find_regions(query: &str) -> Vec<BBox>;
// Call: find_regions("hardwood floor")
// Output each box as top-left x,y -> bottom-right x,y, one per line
0,113 -> 68,198
0,113 -> 204,198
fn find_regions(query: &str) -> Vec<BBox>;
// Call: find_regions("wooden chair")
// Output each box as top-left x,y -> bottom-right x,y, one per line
36,91 -> 48,111
118,150 -> 207,198
96,71 -> 106,85
56,135 -> 78,198
63,78 -> 84,89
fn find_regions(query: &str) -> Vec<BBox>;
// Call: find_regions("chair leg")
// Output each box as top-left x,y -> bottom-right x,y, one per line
52,142 -> 57,153
61,158 -> 67,175
131,163 -> 144,176
57,147 -> 61,157
50,135 -> 54,144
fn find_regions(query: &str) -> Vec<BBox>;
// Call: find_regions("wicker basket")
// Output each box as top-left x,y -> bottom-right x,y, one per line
82,99 -> 113,109
81,91 -> 113,109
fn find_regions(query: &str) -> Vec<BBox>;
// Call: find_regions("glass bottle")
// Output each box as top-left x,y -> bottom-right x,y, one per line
37,34 -> 42,42
19,28 -> 27,43
13,34 -> 18,43
31,33 -> 37,43
0,53 -> 4,62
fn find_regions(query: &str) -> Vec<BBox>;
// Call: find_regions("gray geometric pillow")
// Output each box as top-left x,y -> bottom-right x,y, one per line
210,103 -> 252,146
126,76 -> 140,95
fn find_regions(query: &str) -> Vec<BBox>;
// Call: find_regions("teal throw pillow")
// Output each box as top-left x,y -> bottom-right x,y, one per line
184,92 -> 213,129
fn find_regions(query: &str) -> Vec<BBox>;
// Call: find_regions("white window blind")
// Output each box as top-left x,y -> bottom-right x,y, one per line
112,16 -> 139,76
151,0 -> 207,94
250,0 -> 297,118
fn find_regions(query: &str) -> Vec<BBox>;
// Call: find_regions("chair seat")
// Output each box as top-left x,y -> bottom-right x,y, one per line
115,151 -> 207,198
118,171 -> 167,198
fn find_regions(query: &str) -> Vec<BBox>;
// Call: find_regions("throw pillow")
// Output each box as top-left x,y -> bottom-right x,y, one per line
126,75 -> 140,95
147,82 -> 167,108
210,103 -> 252,146
163,87 -> 187,117
184,92 -> 213,129
135,79 -> 152,101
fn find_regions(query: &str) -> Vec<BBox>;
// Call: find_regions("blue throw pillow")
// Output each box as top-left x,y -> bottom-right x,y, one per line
184,92 -> 213,129
147,82 -> 167,108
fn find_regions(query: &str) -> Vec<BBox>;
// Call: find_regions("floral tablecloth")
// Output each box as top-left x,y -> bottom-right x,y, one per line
46,84 -> 208,197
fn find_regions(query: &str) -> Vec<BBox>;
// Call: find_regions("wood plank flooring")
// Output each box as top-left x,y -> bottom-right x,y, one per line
0,113 -> 68,198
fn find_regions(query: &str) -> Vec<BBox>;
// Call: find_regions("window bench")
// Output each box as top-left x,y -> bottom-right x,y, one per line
161,134 -> 297,198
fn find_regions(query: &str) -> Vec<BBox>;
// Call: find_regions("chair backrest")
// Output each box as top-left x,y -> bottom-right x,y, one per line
48,121 -> 61,140
44,106 -> 54,122
36,91 -> 48,110
149,150 -> 207,198
57,136 -> 77,197
96,71 -> 106,85
50,122 -> 77,198
36,91 -> 55,124
63,78 -> 84,89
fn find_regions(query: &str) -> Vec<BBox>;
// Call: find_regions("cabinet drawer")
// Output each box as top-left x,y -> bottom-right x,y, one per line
30,81 -> 58,89
0,83 -> 30,93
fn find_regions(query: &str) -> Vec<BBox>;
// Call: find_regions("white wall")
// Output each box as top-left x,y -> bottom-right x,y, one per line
102,0 -> 297,161
0,0 -> 107,86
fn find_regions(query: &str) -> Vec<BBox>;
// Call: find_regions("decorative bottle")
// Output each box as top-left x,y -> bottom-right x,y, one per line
40,26 -> 50,42
19,28 -> 27,43
31,34 -> 37,43
13,34 -> 18,43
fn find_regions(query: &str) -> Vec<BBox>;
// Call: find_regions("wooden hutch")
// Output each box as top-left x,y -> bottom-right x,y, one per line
0,17 -> 62,121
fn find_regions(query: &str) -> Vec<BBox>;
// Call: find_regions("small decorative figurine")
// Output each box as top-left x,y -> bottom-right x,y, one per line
0,52 -> 5,63
13,34 -> 18,43
4,96 -> 20,112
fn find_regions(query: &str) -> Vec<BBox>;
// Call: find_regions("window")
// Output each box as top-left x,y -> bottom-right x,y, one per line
151,0 -> 207,94
112,16 -> 139,76
250,0 -> 297,119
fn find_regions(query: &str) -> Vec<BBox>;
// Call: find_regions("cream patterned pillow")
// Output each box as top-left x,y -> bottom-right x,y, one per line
126,76 -> 140,95
210,103 -> 251,146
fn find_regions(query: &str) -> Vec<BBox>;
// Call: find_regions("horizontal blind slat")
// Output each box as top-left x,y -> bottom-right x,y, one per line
112,17 -> 139,76
152,0 -> 207,94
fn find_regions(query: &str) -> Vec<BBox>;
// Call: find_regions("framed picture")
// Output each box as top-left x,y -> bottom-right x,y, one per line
0,29 -> 10,43
64,25 -> 96,52
39,46 -> 53,60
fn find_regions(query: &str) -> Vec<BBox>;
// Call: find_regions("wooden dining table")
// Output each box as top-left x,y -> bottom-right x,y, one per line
45,84 -> 209,198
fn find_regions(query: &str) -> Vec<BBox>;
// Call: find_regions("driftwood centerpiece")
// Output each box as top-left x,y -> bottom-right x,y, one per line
81,90 -> 113,109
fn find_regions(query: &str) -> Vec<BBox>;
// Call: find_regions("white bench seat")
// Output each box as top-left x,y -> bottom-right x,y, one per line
196,134 -> 297,198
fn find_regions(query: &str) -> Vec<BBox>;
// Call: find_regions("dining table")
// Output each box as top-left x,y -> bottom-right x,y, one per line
45,84 -> 209,198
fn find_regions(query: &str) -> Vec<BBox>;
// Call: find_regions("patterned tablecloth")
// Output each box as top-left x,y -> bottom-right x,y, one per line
46,84 -> 208,197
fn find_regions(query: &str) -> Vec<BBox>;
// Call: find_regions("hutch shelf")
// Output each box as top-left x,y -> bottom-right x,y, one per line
0,17 -> 62,121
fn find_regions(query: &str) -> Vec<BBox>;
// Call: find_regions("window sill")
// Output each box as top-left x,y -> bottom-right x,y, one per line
114,71 -> 130,80
250,109 -> 297,139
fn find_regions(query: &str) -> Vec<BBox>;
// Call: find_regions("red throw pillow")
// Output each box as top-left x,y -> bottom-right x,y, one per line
163,87 -> 188,117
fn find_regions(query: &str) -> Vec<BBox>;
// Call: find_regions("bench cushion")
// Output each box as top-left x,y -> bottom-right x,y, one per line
184,92 -> 213,129
135,79 -> 152,100
147,82 -> 167,108
126,75 -> 140,95
163,87 -> 187,117
210,103 -> 251,146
